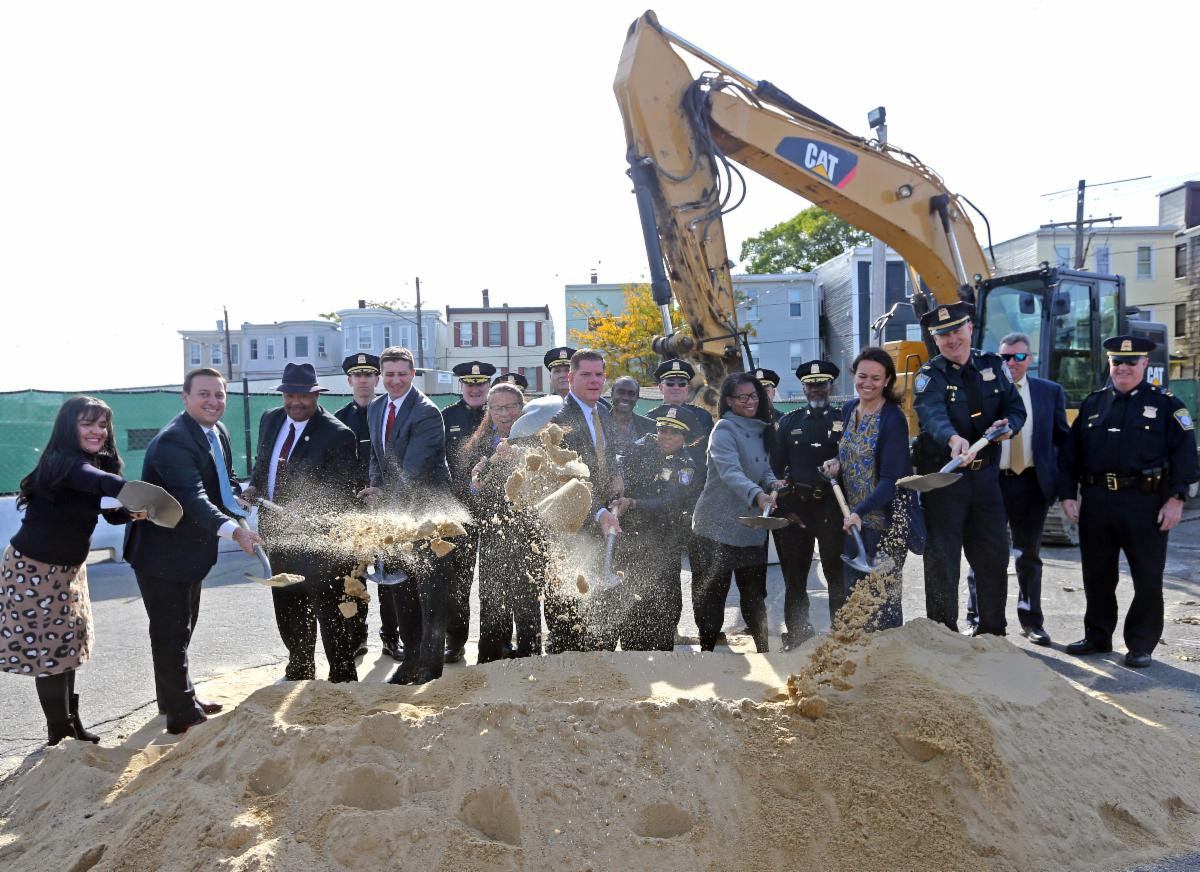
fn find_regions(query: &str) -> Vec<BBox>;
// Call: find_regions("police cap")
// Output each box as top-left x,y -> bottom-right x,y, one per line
493,372 -> 529,389
654,406 -> 691,432
453,360 -> 497,384
544,347 -> 576,370
1103,335 -> 1156,359
920,301 -> 974,335
654,358 -> 696,382
342,353 -> 380,376
796,360 -> 839,383
754,368 -> 781,387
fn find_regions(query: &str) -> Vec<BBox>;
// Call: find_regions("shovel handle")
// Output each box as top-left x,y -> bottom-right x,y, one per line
939,424 -> 1013,474
236,517 -> 273,578
829,481 -> 853,520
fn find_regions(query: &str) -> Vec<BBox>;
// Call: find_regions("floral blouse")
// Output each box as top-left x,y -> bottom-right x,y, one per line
839,408 -> 887,530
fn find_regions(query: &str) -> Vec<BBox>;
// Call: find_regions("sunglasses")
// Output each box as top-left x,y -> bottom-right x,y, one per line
1110,358 -> 1145,369
661,379 -> 690,387
1000,353 -> 1029,362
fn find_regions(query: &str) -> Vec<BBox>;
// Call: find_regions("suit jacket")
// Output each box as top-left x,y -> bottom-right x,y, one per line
552,393 -> 618,525
249,405 -> 357,578
333,399 -> 372,492
367,388 -> 451,501
124,412 -> 243,583
1017,376 -> 1070,504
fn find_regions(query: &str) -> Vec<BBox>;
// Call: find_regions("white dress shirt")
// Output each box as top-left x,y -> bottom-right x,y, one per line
569,390 -> 600,448
267,416 -> 310,499
379,388 -> 412,454
1001,379 -> 1034,471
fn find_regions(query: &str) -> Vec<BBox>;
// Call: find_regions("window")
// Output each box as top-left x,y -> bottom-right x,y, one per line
520,321 -> 538,346
188,342 -> 201,366
266,339 -> 276,361
1177,244 -> 1188,279
382,326 -> 392,348
747,343 -> 760,368
741,288 -> 758,322
456,322 -> 476,347
788,341 -> 805,372
1176,303 -> 1188,338
1048,281 -> 1095,406
230,344 -> 240,365
399,325 -> 413,349
1054,245 -> 1072,268
249,339 -> 258,360
1136,245 -> 1153,279
1094,245 -> 1111,275
317,336 -> 326,357
283,337 -> 288,359
905,323 -> 922,341
294,336 -> 309,357
358,327 -> 373,351
485,321 -> 504,347
788,288 -> 803,318
211,344 -> 222,365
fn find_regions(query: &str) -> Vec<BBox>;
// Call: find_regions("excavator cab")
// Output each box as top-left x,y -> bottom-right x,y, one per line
975,266 -> 1125,408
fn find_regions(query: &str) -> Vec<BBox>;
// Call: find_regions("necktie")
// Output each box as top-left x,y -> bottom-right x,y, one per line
385,400 -> 397,446
206,429 -> 247,518
273,423 -> 297,498
1009,382 -> 1028,474
591,406 -> 608,481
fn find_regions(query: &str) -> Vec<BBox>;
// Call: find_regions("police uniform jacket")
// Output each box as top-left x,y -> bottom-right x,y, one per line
913,349 -> 1026,472
1057,380 -> 1198,502
621,434 -> 703,541
770,405 -> 842,504
441,399 -> 487,501
334,400 -> 372,492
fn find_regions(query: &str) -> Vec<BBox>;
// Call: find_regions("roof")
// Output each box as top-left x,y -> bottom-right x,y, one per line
446,305 -> 550,318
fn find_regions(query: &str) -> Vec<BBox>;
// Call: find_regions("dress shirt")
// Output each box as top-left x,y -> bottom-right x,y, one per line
379,388 -> 413,454
569,391 -> 600,447
204,426 -> 239,540
1000,379 -> 1034,471
267,415 -> 310,499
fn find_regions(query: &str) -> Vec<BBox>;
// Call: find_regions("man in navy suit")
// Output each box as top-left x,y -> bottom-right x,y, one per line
125,368 -> 263,734
965,333 -> 1069,644
241,363 -> 359,683
358,346 -> 451,684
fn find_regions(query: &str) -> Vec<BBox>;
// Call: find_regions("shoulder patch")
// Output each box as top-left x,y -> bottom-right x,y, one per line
914,373 -> 931,394
1175,408 -> 1194,431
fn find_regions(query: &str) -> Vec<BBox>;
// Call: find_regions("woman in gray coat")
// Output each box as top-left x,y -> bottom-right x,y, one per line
691,373 -> 785,652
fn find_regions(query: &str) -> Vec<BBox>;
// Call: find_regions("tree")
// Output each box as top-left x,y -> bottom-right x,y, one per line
739,205 -> 870,273
569,283 -> 686,384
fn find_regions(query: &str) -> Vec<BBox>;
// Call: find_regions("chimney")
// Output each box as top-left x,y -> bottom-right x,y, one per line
590,269 -> 598,284
482,288 -> 490,308
358,299 -> 366,309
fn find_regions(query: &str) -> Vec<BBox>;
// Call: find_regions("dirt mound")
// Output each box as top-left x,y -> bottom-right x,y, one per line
1,623 -> 1198,871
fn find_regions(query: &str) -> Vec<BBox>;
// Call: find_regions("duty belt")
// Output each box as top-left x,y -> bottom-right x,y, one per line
1082,470 -> 1163,492
787,483 -> 827,502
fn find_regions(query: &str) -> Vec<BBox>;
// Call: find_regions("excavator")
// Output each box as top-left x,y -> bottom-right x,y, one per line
613,10 -> 1162,421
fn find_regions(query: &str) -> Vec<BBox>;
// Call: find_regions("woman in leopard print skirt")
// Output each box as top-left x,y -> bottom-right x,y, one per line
2,396 -> 147,746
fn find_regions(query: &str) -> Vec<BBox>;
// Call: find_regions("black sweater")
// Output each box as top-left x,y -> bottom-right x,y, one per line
11,459 -> 128,566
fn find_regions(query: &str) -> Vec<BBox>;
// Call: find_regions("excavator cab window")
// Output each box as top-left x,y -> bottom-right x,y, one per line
977,279 -> 1046,379
1048,281 -> 1097,406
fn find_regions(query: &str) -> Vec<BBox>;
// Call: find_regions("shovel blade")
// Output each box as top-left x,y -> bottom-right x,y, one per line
246,572 -> 306,588
738,515 -> 791,530
841,554 -> 878,575
896,472 -> 961,493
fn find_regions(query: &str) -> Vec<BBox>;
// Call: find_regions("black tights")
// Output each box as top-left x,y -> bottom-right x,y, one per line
35,669 -> 75,727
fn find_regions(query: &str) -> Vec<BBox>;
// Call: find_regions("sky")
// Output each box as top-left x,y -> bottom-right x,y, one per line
1,0 -> 1196,391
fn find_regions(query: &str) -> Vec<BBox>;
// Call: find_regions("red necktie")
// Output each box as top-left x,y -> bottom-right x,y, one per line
385,400 -> 397,444
274,423 -> 296,497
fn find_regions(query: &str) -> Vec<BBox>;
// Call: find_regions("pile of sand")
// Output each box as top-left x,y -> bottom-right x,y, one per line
2,620 -> 1198,871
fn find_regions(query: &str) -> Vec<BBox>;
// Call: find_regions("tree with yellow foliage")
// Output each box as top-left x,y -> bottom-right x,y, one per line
569,283 -> 687,385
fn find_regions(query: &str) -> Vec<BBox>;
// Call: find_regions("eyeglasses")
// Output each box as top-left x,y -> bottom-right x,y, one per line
1110,359 -> 1144,369
661,379 -> 689,387
489,403 -> 522,414
731,392 -> 758,403
1000,353 -> 1029,362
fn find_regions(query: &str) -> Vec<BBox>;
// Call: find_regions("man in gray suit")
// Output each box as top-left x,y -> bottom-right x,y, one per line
358,346 -> 452,684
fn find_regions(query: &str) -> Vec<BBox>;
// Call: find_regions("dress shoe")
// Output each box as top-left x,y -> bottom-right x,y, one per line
443,646 -> 465,664
354,644 -> 369,658
1065,638 -> 1112,656
1021,626 -> 1052,646
197,699 -> 224,715
387,664 -> 420,685
1124,651 -> 1153,668
413,670 -> 441,686
381,640 -> 404,660
961,623 -> 980,637
165,712 -> 207,735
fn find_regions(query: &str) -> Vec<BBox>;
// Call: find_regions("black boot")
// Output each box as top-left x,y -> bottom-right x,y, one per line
37,673 -> 74,746
69,694 -> 100,744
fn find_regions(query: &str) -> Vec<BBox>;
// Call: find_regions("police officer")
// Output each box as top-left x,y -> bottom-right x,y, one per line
334,352 -> 380,657
771,360 -> 845,646
613,407 -> 703,650
913,302 -> 1025,636
1059,336 -> 1197,668
493,372 -> 529,390
645,358 -> 714,446
544,347 -> 576,398
755,368 -> 782,424
442,360 -> 496,663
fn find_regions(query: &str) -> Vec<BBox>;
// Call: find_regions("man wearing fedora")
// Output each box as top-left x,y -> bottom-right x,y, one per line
241,363 -> 360,682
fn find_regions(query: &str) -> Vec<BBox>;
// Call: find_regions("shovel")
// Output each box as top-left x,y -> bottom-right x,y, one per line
818,472 -> 880,575
592,505 -> 625,593
371,551 -> 410,587
896,424 -> 1013,493
237,518 -> 305,587
737,491 -> 790,531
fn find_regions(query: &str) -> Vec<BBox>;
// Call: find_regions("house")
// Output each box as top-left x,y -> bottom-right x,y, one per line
736,273 -> 821,401
179,319 -> 343,384
445,295 -> 555,392
334,301 -> 448,371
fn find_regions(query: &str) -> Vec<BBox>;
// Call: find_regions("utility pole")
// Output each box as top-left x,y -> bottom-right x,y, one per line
414,276 -> 425,369
1074,180 -> 1086,269
1039,175 -> 1149,268
222,306 -> 234,381
867,107 -> 888,331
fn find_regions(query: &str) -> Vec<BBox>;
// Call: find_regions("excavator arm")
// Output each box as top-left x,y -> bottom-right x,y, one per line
614,10 -> 992,384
